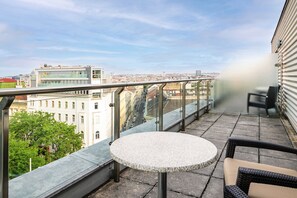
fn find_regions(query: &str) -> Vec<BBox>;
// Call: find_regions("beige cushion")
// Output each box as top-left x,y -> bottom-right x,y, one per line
224,158 -> 297,198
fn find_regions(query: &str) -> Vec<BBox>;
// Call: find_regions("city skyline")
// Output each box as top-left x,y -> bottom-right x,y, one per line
0,0 -> 284,76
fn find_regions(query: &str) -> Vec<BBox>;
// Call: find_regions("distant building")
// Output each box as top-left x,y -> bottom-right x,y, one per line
0,78 -> 17,88
9,95 -> 27,116
28,65 -> 112,147
195,70 -> 202,76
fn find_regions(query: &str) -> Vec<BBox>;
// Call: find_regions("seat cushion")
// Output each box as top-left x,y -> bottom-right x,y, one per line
224,158 -> 297,198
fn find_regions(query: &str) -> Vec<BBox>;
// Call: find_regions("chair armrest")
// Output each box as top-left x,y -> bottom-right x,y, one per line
248,93 -> 267,98
224,185 -> 248,198
236,167 -> 297,194
225,137 -> 297,158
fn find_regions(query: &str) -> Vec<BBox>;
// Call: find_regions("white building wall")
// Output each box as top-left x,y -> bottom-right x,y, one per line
27,95 -> 111,147
272,0 -> 297,131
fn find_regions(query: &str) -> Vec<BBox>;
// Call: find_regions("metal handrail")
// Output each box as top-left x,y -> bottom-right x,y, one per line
0,78 -> 212,97
0,77 -> 214,198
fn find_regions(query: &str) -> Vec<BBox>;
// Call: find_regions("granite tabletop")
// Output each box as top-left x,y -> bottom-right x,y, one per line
110,132 -> 218,173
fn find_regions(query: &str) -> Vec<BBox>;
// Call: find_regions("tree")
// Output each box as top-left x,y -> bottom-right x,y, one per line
9,111 -> 82,176
9,134 -> 46,178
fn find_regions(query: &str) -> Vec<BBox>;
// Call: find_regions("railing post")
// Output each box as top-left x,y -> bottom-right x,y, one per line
196,81 -> 201,120
112,87 -> 124,182
158,84 -> 166,131
206,81 -> 210,113
0,96 -> 14,198
181,82 -> 188,131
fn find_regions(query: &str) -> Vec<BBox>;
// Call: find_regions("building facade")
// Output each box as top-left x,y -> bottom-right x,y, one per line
271,0 -> 297,130
28,65 -> 112,147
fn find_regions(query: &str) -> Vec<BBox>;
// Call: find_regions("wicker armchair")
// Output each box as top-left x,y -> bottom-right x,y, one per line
224,137 -> 297,198
247,86 -> 278,116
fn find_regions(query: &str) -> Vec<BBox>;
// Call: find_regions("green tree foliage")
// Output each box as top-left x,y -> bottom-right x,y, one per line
9,134 -> 46,178
9,111 -> 82,177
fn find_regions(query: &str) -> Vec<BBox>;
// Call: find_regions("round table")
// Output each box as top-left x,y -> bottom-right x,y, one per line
110,132 -> 218,198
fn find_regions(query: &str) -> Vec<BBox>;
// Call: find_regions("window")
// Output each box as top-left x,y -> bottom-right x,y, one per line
65,114 -> 68,121
82,102 -> 85,110
72,102 -> 75,109
93,92 -> 101,98
39,101 -> 42,107
58,113 -> 61,121
94,102 -> 98,109
92,70 -> 101,79
52,101 -> 54,108
58,101 -> 61,108
95,131 -> 100,139
46,101 -> 48,107
65,101 -> 68,109
72,115 -> 75,122
81,116 -> 84,124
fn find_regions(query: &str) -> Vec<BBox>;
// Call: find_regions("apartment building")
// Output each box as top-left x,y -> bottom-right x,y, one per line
28,65 -> 112,147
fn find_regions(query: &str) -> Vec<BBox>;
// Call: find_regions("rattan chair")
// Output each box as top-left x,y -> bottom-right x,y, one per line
223,137 -> 297,198
247,86 -> 278,116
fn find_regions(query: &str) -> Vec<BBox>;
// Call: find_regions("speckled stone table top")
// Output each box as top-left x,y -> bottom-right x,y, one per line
110,132 -> 218,173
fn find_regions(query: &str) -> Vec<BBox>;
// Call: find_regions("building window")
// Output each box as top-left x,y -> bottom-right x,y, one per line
52,101 -> 54,108
72,115 -> 75,122
58,101 -> 61,108
95,131 -> 100,139
72,102 -> 75,109
58,113 -> 61,121
65,101 -> 68,109
92,70 -> 101,79
39,101 -> 42,107
46,101 -> 48,107
65,114 -> 68,121
82,102 -> 85,110
94,102 -> 98,109
81,116 -> 84,124
93,92 -> 101,98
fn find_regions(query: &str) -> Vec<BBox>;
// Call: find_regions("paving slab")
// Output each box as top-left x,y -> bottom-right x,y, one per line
260,156 -> 297,171
183,128 -> 205,136
89,178 -> 153,198
260,149 -> 297,161
120,169 -> 158,186
202,132 -> 230,141
144,187 -> 194,198
234,152 -> 258,163
232,129 -> 258,137
167,172 -> 209,197
212,162 -> 224,179
201,178 -> 224,198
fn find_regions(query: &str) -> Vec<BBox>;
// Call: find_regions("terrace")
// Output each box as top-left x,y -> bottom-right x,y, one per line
88,111 -> 297,198
1,78 -> 296,198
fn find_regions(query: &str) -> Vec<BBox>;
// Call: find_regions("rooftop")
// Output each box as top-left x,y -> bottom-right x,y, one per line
89,111 -> 297,198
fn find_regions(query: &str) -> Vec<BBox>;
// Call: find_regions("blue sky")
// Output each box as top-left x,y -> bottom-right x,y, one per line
0,0 -> 285,76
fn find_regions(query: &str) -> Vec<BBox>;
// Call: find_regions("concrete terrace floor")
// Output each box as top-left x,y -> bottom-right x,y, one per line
88,112 -> 297,198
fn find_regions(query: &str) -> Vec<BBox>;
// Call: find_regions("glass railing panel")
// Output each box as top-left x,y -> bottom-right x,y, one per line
185,82 -> 198,116
8,89 -> 114,179
120,84 -> 157,134
162,82 -> 182,129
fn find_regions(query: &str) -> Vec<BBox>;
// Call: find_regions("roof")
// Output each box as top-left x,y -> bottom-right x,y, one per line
0,78 -> 17,83
271,0 -> 289,43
